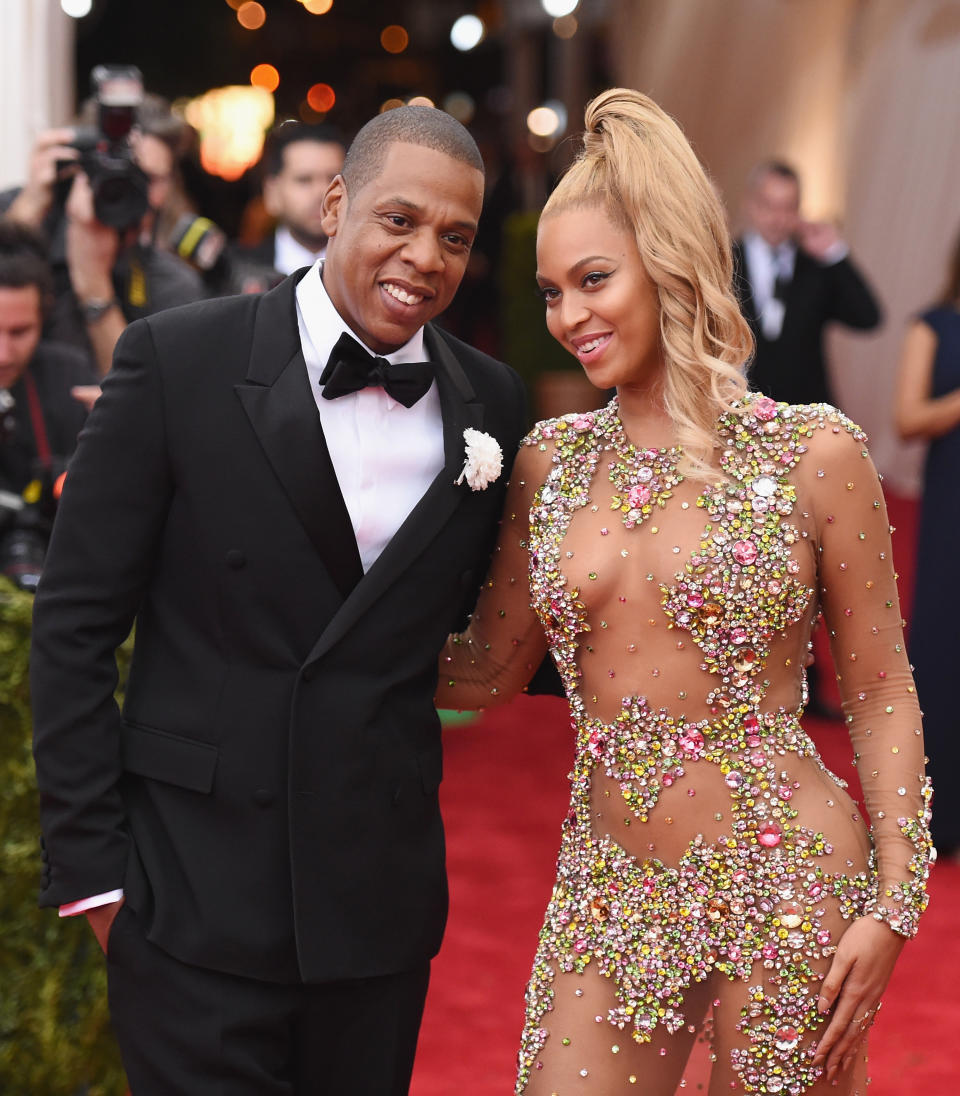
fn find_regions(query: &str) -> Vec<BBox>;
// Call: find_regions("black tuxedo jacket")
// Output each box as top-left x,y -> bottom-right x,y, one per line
31,270 -> 528,983
732,239 -> 881,406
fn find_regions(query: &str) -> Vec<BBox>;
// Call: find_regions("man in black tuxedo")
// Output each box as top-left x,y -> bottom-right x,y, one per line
31,106 -> 530,1094
733,160 -> 882,407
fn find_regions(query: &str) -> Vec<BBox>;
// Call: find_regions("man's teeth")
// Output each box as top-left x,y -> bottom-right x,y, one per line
579,336 -> 606,353
383,283 -> 424,305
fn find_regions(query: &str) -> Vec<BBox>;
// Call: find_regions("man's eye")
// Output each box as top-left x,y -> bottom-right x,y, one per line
386,215 -> 409,227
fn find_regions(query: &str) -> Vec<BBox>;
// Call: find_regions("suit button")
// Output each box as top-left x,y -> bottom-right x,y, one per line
253,788 -> 275,807
226,549 -> 246,570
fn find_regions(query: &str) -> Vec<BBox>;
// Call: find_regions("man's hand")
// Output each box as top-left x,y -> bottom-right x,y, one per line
6,127 -> 79,226
85,896 -> 125,955
797,219 -> 843,262
71,385 -> 103,411
65,172 -> 120,302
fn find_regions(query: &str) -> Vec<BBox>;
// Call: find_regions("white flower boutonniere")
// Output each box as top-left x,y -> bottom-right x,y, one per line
456,428 -> 503,492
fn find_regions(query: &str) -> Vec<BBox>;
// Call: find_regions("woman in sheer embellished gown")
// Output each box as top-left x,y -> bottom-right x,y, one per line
439,90 -> 932,1096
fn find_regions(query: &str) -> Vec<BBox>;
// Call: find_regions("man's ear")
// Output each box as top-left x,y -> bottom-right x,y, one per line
262,175 -> 281,219
321,174 -> 347,239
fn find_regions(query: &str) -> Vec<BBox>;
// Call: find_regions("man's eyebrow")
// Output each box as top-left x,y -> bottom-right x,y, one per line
381,196 -> 478,234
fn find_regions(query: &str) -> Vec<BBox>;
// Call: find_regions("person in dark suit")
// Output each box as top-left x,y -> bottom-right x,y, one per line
31,106 -> 530,1094
238,122 -> 347,277
733,160 -> 882,407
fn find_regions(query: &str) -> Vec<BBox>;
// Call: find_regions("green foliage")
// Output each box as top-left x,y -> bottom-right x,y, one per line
0,578 -> 128,1095
500,210 -> 579,399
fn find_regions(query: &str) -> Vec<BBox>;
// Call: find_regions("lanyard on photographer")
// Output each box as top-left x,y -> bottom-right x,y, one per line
22,372 -> 52,472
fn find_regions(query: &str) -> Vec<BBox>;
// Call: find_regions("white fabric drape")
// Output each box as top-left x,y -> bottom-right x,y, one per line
0,0 -> 75,191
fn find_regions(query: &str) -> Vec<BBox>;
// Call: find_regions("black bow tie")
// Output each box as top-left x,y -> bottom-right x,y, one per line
319,332 -> 433,408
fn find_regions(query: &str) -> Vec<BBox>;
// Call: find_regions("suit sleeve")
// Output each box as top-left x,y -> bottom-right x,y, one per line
825,256 -> 882,331
31,318 -> 174,908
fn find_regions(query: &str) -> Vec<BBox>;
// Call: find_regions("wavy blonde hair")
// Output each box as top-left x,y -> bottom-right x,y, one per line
543,88 -> 753,482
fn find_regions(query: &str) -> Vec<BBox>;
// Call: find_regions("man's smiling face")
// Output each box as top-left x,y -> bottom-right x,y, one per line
319,141 -> 484,354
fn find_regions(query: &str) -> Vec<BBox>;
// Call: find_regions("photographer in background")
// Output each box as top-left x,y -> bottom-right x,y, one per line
0,221 -> 96,590
1,66 -> 204,377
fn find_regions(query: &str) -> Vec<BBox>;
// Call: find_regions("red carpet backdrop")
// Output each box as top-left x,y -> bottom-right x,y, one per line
411,495 -> 960,1095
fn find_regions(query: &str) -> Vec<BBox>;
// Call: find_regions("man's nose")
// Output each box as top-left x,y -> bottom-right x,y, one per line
403,230 -> 444,273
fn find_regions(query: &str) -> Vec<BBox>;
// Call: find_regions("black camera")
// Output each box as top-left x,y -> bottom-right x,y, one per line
0,390 -> 59,594
68,64 -> 150,231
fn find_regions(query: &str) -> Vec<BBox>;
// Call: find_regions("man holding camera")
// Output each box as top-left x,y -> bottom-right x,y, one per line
0,221 -> 96,589
1,77 -> 204,378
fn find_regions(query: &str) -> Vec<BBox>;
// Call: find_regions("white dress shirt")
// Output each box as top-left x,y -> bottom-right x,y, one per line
743,232 -> 795,340
60,260 -> 445,918
273,225 -> 326,275
296,260 -> 445,573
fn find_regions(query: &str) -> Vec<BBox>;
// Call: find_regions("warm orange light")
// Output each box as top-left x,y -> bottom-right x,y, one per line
185,86 -> 275,180
224,0 -> 244,9
306,83 -> 336,113
380,25 -> 409,54
379,98 -> 404,113
302,0 -> 334,13
250,64 -> 279,92
237,2 -> 266,30
407,96 -> 434,108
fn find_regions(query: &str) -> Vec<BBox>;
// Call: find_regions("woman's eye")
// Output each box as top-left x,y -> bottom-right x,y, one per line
538,286 -> 559,302
583,271 -> 610,288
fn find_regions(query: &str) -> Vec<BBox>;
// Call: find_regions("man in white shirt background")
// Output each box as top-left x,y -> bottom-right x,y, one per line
733,159 -> 881,409
238,122 -> 347,277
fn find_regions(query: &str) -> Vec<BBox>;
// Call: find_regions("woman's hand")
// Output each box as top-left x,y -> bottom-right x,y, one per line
812,915 -> 904,1082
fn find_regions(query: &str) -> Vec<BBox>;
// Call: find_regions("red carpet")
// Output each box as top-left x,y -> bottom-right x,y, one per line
411,494 -> 960,1094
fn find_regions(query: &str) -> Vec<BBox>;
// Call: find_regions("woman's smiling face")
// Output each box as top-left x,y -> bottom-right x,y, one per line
535,204 -> 664,393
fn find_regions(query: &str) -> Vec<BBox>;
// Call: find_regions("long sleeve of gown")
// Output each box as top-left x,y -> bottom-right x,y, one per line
808,418 -> 933,937
440,442 -> 550,710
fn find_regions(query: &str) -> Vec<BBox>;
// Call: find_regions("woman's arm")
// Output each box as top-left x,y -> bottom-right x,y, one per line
894,318 -> 960,440
438,441 -> 551,711
803,419 -> 933,1078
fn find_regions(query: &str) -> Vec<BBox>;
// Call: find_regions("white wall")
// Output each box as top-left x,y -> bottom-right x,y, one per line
0,0 -> 75,191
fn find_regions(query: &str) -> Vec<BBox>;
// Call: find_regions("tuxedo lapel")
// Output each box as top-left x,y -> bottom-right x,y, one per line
305,325 -> 484,664
235,273 -> 362,599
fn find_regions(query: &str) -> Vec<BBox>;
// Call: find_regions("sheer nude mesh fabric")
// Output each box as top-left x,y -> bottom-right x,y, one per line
440,395 -> 932,1096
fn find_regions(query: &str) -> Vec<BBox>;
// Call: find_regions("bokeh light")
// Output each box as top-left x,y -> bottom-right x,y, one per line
237,2 -> 266,30
407,96 -> 435,108
527,105 -> 561,138
306,83 -> 336,113
443,92 -> 476,125
224,0 -> 244,10
380,25 -> 409,54
380,98 -> 404,113
185,86 -> 275,180
541,0 -> 578,16
302,0 -> 334,13
450,14 -> 485,52
61,0 -> 93,16
553,14 -> 578,38
250,64 -> 280,92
